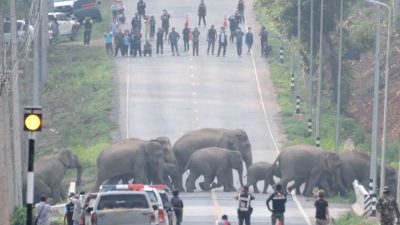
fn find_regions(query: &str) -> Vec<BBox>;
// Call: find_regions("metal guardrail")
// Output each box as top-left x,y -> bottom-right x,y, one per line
352,179 -> 371,217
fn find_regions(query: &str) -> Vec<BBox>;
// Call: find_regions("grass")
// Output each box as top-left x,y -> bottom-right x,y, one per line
333,212 -> 378,225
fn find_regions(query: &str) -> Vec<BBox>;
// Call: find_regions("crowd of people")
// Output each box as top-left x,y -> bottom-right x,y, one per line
103,0 -> 270,58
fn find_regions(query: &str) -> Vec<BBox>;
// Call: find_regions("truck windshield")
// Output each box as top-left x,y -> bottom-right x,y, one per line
145,191 -> 158,203
97,195 -> 149,210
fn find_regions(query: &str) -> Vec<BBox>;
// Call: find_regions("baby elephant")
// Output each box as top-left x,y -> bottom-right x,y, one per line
246,161 -> 279,193
185,147 -> 244,192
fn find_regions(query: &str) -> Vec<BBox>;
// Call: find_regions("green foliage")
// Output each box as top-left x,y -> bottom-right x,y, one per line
333,212 -> 377,225
11,207 -> 26,225
329,190 -> 355,204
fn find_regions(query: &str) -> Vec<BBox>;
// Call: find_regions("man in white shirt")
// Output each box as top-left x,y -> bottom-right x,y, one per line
35,195 -> 52,225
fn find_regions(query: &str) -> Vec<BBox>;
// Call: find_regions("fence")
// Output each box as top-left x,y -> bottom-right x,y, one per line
352,179 -> 371,217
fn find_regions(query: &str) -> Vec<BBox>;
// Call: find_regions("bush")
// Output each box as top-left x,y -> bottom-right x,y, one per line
11,207 -> 26,225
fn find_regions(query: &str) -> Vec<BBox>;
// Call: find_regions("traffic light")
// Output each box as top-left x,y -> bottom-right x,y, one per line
23,107 -> 42,132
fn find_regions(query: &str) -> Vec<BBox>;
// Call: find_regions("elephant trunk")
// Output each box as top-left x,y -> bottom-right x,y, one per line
243,154 -> 253,168
237,164 -> 244,187
76,160 -> 83,186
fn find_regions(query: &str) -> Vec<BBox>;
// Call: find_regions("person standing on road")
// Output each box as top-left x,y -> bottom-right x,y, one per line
228,14 -> 237,43
149,16 -> 156,40
182,25 -> 191,52
35,195 -> 52,225
198,0 -> 207,27
168,27 -> 180,56
314,190 -> 330,225
192,27 -> 200,56
217,27 -> 227,57
216,214 -> 232,225
156,28 -> 164,54
122,30 -> 130,56
137,0 -> 146,19
377,186 -> 400,225
234,27 -> 244,56
104,29 -> 114,55
131,13 -> 141,32
161,10 -> 171,40
144,16 -> 150,39
130,29 -> 142,57
245,27 -> 253,54
235,185 -> 255,225
114,29 -> 124,56
70,194 -> 82,225
237,0 -> 245,23
171,189 -> 184,225
83,17 -> 93,45
64,194 -> 75,225
266,184 -> 287,225
259,26 -> 268,57
207,25 -> 217,55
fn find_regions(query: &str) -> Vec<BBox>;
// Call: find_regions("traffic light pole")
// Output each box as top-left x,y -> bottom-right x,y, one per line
27,133 -> 35,225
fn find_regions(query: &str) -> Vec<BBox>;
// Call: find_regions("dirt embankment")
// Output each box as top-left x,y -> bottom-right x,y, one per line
347,30 -> 400,141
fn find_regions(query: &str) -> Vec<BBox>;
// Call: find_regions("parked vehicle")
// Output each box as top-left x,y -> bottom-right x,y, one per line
48,12 -> 80,41
73,0 -> 102,22
99,184 -> 173,225
53,0 -> 76,15
3,20 -> 34,43
91,191 -> 157,225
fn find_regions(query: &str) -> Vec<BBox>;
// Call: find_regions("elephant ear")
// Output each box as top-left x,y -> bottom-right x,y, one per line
146,141 -> 164,156
227,137 -> 240,151
324,152 -> 340,169
229,152 -> 243,165
59,150 -> 73,167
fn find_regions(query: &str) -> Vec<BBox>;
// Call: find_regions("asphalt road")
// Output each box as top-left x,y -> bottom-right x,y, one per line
114,0 -> 351,224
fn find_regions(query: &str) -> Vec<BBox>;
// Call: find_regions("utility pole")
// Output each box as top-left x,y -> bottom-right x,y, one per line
307,0 -> 314,137
394,0 -> 400,26
0,1 -> 12,223
295,0 -> 301,115
316,0 -> 324,147
10,0 -> 23,206
41,0 -> 49,83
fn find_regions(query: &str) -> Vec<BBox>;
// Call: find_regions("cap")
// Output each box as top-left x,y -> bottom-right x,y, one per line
383,186 -> 390,193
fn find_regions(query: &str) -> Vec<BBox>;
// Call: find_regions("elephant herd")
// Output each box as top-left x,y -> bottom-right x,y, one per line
30,128 -> 398,202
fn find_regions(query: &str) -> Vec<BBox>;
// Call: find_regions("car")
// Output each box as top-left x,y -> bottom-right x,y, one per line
91,191 -> 157,225
48,12 -> 80,41
3,20 -> 34,43
73,0 -> 102,22
53,0 -> 76,15
99,184 -> 172,225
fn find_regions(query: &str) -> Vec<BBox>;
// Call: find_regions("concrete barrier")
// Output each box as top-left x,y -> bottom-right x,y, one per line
352,179 -> 371,217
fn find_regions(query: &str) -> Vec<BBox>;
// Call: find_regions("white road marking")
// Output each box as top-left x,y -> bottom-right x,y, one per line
126,58 -> 131,139
192,92 -> 197,96
244,21 -> 312,225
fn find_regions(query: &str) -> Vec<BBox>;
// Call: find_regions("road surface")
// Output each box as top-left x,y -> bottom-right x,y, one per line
114,0 -> 351,224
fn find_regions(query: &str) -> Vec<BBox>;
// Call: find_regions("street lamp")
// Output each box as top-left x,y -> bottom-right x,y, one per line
316,0 -> 324,147
334,0 -> 344,153
365,0 -> 392,198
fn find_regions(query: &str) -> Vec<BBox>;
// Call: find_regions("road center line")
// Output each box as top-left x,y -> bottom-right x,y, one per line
244,21 -> 312,225
126,58 -> 130,139
211,190 -> 222,219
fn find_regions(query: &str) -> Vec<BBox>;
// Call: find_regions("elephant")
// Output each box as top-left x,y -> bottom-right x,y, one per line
92,138 -> 165,191
273,144 -> 340,196
245,162 -> 279,193
335,151 -> 398,196
184,147 -> 244,192
25,149 -> 83,203
173,128 -> 252,191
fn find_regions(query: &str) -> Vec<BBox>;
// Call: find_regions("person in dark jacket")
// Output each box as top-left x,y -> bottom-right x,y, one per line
130,29 -> 142,57
122,30 -> 130,56
131,13 -> 141,32
83,17 -> 93,45
235,185 -> 255,225
207,25 -> 217,55
156,28 -> 164,54
217,27 -> 228,57
161,10 -> 171,40
192,27 -> 200,56
245,27 -> 253,54
137,0 -> 146,19
63,194 -> 74,225
228,14 -> 237,43
235,27 -> 244,56
114,29 -> 124,56
149,16 -> 156,40
168,27 -> 180,56
259,26 -> 268,57
266,184 -> 287,225
143,40 -> 152,56
171,190 -> 184,225
182,25 -> 191,52
237,0 -> 245,23
198,0 -> 206,26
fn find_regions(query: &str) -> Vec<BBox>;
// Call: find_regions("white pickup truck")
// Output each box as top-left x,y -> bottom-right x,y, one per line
90,191 -> 157,225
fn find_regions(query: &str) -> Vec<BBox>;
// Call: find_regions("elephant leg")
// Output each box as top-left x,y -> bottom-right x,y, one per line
92,171 -> 108,192
203,175 -> 216,190
51,183 -> 64,202
185,171 -> 200,192
288,178 -> 304,195
220,168 -> 236,192
304,173 -> 320,196
35,177 -> 52,202
199,169 -> 215,191
278,177 -> 290,194
253,182 -> 260,194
